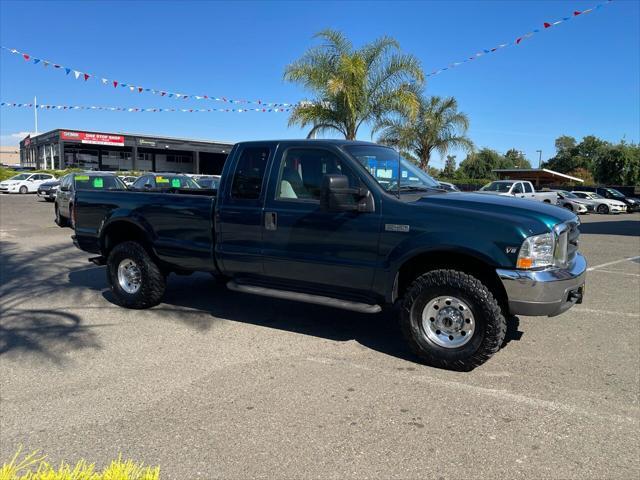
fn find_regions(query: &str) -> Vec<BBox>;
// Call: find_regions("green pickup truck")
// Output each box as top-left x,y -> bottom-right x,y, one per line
70,140 -> 587,370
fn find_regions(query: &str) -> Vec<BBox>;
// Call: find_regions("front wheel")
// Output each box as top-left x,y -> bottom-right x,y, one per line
19,186 -> 28,194
55,204 -> 68,227
399,269 -> 506,371
597,204 -> 609,214
107,241 -> 166,309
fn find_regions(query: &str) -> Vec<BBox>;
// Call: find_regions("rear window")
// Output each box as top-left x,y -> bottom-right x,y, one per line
74,175 -> 126,190
231,147 -> 270,200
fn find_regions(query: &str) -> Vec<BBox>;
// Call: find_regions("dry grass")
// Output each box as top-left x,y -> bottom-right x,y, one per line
0,447 -> 160,480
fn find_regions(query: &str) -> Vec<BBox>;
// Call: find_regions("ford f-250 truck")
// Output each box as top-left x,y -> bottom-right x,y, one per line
71,140 -> 586,370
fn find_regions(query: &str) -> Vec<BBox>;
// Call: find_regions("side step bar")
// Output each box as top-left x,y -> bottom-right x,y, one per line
227,281 -> 382,314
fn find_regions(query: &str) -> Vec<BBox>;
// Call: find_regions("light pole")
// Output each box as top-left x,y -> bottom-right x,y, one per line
536,150 -> 542,168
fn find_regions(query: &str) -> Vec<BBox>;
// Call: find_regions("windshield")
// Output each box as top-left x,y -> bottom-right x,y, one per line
605,188 -> 625,198
74,175 -> 127,190
559,190 -> 578,199
197,178 -> 220,189
344,145 -> 440,192
590,193 -> 604,199
10,174 -> 31,181
481,181 -> 513,192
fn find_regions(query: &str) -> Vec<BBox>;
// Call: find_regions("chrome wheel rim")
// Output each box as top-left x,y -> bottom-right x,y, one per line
421,296 -> 475,348
117,258 -> 142,294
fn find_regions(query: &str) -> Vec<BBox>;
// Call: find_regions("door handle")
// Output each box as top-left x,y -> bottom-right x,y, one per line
265,211 -> 277,231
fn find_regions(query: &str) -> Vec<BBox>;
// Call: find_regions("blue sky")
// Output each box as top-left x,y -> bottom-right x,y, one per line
1,0 -> 638,169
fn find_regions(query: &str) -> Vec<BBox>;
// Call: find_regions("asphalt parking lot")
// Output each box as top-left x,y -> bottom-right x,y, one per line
1,194 -> 638,479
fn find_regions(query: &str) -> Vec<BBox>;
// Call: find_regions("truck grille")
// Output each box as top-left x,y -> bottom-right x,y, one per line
566,220 -> 580,263
554,220 -> 580,266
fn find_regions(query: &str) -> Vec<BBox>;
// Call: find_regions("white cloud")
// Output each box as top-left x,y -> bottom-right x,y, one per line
10,131 -> 35,139
0,131 -> 36,146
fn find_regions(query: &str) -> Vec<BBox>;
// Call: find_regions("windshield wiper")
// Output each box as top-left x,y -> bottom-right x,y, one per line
393,185 -> 437,192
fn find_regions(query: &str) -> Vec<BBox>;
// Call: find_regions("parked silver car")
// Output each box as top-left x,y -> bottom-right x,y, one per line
552,190 -> 593,214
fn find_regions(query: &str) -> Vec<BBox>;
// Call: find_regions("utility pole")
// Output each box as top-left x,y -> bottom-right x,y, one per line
34,96 -> 38,134
536,150 -> 542,168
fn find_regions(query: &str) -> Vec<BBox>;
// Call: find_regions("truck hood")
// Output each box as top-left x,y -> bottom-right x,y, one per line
413,192 -> 576,233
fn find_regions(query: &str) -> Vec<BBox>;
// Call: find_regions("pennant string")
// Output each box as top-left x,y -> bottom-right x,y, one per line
0,101 -> 291,113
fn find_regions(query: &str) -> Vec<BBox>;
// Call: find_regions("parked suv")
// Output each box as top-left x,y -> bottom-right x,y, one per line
55,172 -> 127,227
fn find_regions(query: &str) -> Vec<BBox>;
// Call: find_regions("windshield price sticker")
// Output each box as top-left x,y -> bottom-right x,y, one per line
75,175 -> 90,181
93,178 -> 104,188
171,178 -> 181,188
156,176 -> 169,183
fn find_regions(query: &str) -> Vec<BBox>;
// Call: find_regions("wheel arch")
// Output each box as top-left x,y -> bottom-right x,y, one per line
393,249 -> 509,315
100,218 -> 156,258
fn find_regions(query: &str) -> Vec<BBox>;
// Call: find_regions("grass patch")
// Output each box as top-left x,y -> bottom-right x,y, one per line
1,447 -> 160,480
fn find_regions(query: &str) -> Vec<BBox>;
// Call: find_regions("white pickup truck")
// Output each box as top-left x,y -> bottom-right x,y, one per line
479,180 -> 558,204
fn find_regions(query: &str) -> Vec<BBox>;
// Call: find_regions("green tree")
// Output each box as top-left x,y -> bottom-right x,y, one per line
375,95 -> 473,170
459,148 -> 503,179
284,30 -> 424,140
442,155 -> 457,177
592,142 -> 640,185
502,149 -> 531,169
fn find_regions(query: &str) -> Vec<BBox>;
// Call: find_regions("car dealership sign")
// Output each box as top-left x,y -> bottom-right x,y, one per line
60,130 -> 125,146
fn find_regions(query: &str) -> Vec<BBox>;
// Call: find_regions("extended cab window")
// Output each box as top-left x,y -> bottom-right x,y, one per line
276,148 -> 358,201
512,183 -> 524,194
231,147 -> 269,199
523,183 -> 533,193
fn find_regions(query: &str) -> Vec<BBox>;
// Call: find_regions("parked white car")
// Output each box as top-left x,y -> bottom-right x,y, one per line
478,180 -> 557,204
571,191 -> 627,214
0,173 -> 56,194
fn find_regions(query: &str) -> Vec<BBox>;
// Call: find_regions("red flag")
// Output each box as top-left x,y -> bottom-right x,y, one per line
516,37 -> 523,44
138,87 -> 143,93
573,10 -> 581,16
83,73 -> 90,81
54,64 -> 61,68
22,54 -> 30,61
544,22 -> 552,28
113,81 -> 118,88
161,91 -> 166,96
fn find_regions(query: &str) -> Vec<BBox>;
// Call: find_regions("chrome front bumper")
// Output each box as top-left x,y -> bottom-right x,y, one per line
496,253 -> 587,317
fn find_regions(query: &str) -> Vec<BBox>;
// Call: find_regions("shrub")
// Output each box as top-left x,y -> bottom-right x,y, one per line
0,447 -> 160,480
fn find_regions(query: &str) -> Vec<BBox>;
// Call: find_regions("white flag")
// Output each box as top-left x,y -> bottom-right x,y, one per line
74,71 -> 81,79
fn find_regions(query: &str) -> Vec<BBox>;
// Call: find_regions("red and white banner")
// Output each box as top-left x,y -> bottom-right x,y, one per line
60,131 -> 125,146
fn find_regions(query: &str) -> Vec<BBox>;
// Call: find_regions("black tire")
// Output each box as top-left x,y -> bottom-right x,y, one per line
45,198 -> 54,202
597,204 -> 609,214
54,204 -> 68,227
106,241 -> 166,309
68,204 -> 75,229
399,269 -> 506,371
19,186 -> 28,194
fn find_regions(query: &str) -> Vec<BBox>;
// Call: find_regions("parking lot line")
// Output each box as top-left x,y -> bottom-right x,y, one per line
587,256 -> 640,272
590,269 -> 640,277
572,307 -> 640,318
306,356 -> 639,425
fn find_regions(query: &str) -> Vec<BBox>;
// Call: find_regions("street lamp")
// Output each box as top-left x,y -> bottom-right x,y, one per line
536,150 -> 542,168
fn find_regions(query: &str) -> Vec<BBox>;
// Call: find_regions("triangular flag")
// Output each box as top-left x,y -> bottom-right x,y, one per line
83,73 -> 90,81
65,68 -> 71,75
101,78 -> 108,84
544,22 -> 552,28
113,80 -> 118,88
129,86 -> 134,91
54,64 -> 61,68
43,61 -> 49,67
22,54 -> 30,61
138,87 -> 143,93
33,58 -> 40,64
74,71 -> 81,79
573,10 -> 581,16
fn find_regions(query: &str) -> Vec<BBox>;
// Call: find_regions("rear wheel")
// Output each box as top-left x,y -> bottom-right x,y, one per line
107,241 -> 166,309
597,204 -> 609,214
19,186 -> 28,194
399,269 -> 506,371
54,204 -> 68,227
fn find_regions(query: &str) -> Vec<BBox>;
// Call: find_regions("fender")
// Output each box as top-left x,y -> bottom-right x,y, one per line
98,211 -> 158,257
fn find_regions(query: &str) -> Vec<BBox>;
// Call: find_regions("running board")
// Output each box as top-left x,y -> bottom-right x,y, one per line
226,281 -> 382,314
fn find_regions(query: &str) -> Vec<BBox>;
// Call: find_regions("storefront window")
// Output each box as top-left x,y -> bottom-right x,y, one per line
65,148 -> 99,170
137,152 -> 153,171
101,150 -> 133,171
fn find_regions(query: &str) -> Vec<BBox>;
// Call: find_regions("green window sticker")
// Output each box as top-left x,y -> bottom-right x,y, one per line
171,178 -> 181,188
93,178 -> 104,188
156,176 -> 169,183
75,175 -> 90,181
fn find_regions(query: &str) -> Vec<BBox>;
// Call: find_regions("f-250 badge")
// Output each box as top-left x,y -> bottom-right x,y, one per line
385,224 -> 410,232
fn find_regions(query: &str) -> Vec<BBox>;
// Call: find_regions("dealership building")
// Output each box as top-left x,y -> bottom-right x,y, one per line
19,129 -> 234,174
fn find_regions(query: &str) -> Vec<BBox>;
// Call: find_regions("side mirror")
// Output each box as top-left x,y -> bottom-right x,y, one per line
320,174 -> 373,213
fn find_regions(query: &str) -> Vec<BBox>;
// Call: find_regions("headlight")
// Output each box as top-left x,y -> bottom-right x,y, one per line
517,232 -> 555,269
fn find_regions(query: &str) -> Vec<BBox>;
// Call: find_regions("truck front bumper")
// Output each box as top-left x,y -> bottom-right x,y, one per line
496,253 -> 587,317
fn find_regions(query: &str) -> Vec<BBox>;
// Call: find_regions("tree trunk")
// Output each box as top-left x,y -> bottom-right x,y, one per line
419,151 -> 430,171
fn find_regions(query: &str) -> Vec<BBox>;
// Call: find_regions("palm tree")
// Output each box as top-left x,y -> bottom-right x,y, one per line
284,29 -> 424,140
375,95 -> 474,170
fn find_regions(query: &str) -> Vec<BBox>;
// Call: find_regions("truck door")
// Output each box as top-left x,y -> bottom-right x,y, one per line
260,145 -> 381,299
523,182 -> 535,199
512,182 -> 526,198
216,144 -> 275,277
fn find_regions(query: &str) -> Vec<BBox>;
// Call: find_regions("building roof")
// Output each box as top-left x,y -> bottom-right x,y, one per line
23,128 -> 235,146
493,168 -> 584,184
